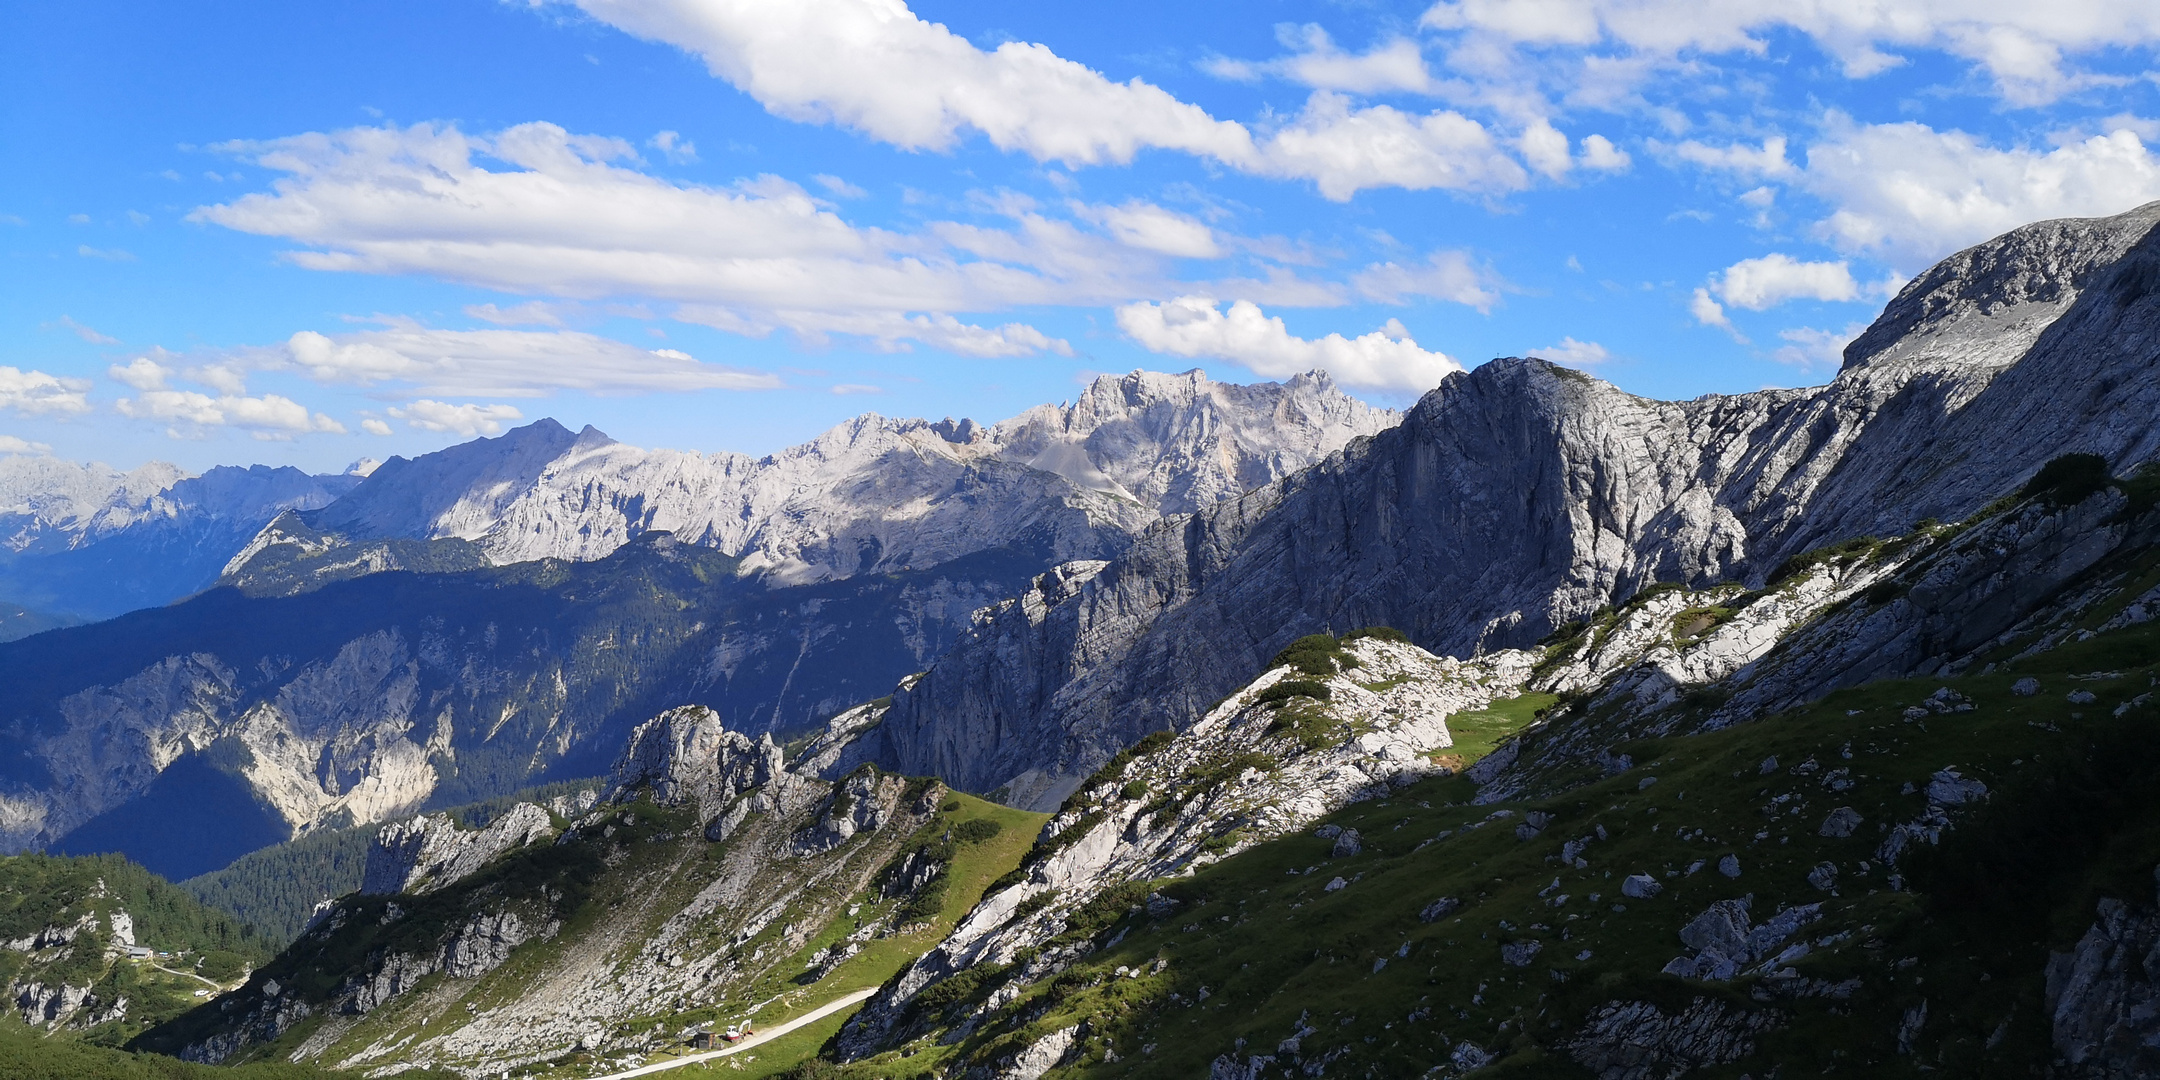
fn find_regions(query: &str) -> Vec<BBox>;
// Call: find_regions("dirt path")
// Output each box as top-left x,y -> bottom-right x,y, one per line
585,987 -> 878,1080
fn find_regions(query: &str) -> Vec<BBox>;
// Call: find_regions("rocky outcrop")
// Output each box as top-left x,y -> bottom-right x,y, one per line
835,636 -> 1529,1060
153,699 -> 949,1076
1568,998 -> 1783,1079
866,202 -> 2160,809
789,768 -> 907,856
360,803 -> 555,896
2047,870 -> 2160,1077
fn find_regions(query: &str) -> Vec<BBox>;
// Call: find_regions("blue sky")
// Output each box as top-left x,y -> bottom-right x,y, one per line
4,0 -> 2159,473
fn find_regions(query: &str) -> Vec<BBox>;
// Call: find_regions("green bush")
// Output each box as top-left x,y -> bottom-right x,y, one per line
2020,452 -> 2112,508
1255,680 -> 1332,707
1766,536 -> 1880,587
197,950 -> 248,982
1341,625 -> 1409,643
1271,634 -> 1346,676
1010,889 -> 1057,921
952,819 -> 1004,845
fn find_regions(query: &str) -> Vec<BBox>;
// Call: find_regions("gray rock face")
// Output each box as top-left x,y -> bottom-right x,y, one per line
863,202 -> 2160,808
1569,997 -> 1782,1079
2048,873 -> 2160,1077
833,636 -> 1523,1062
360,803 -> 555,896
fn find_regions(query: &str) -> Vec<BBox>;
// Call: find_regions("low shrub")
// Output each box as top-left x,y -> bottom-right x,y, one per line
952,819 -> 1004,845
1271,634 -> 1347,676
1255,680 -> 1332,707
1767,536 -> 1880,587
2020,452 -> 2112,508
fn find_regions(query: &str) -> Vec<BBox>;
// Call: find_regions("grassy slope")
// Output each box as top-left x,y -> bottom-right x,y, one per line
141,788 -> 1043,1080
836,620 -> 2160,1078
666,792 -> 1047,1079
0,852 -> 276,1047
0,1013 -> 454,1080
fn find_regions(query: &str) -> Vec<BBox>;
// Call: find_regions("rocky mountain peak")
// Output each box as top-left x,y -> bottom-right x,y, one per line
1842,199 -> 2160,377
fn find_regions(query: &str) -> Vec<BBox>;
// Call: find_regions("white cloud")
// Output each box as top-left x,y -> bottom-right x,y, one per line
1116,296 -> 1462,392
568,1 -> 1531,199
1520,120 -> 1573,179
56,316 -> 119,345
1800,118 -> 2160,265
647,130 -> 698,163
1772,321 -> 1870,372
109,356 -> 172,390
574,0 -> 1253,165
0,367 -> 92,416
1417,0 -> 2160,105
117,389 -> 346,437
1083,201 -> 1221,258
76,245 -> 136,262
1254,92 -> 1527,200
388,399 -> 525,437
829,383 -> 882,395
1532,336 -> 1610,365
1207,25 -> 1436,95
0,435 -> 52,455
194,122 -> 1138,353
812,173 -> 867,198
1670,136 -> 1796,180
275,324 -> 787,397
1580,134 -> 1630,171
1352,250 -> 1502,312
361,418 -> 394,436
1689,287 -> 1743,340
1710,253 -> 1863,309
465,301 -> 566,326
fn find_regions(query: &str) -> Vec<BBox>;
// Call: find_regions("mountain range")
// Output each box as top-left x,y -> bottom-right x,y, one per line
0,370 -> 1390,878
2,202 -> 2158,1078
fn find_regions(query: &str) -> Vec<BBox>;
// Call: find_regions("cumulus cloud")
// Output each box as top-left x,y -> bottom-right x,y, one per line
1204,25 -> 1436,95
1080,201 -> 1221,258
1670,136 -> 1797,180
0,435 -> 52,455
1255,92 -> 1527,200
1580,134 -> 1630,171
109,356 -> 172,390
1417,0 -> 2160,105
647,130 -> 697,163
1532,336 -> 1610,365
388,399 -> 525,437
1352,250 -> 1503,312
569,0 -> 1534,199
0,367 -> 93,416
194,122 -> 1157,353
1116,296 -> 1461,392
1710,253 -> 1868,309
361,418 -> 394,436
117,389 -> 346,438
1799,118 -> 2160,264
1689,288 -> 1743,340
1772,321 -> 1871,372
